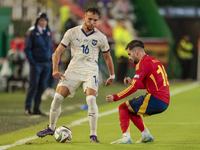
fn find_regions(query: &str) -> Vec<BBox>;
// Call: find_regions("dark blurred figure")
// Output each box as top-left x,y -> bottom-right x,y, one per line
62,13 -> 77,70
113,19 -> 133,83
65,13 -> 77,32
176,34 -> 194,80
24,12 -> 53,116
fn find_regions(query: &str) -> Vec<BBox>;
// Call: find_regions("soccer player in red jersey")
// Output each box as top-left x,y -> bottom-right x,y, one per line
106,40 -> 170,144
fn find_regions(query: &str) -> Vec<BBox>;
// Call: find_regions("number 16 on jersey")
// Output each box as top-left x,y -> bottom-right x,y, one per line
82,45 -> 89,54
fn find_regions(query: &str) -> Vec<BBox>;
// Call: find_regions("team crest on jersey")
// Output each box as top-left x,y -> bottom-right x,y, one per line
92,39 -> 98,46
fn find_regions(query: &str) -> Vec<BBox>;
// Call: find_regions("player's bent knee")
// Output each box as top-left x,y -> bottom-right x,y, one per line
119,102 -> 127,110
54,93 -> 64,102
51,93 -> 64,111
86,95 -> 97,111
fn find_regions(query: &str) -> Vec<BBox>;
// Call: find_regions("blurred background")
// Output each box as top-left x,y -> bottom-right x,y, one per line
0,0 -> 200,93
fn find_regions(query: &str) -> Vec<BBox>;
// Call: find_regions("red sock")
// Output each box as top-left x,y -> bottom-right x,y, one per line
119,102 -> 130,133
129,113 -> 145,132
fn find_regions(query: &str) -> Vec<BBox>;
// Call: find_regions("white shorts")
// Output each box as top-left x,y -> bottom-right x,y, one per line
57,70 -> 99,98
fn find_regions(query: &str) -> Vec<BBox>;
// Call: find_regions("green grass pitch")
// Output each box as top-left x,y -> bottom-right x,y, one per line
0,82 -> 200,150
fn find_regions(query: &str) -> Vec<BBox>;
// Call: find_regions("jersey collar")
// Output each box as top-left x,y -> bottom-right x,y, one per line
81,28 -> 95,37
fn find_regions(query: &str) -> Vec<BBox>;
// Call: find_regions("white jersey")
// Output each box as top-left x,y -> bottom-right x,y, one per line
61,25 -> 110,74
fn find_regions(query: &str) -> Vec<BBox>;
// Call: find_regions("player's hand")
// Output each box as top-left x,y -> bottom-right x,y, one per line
53,71 -> 65,79
124,77 -> 132,85
104,78 -> 114,86
106,95 -> 114,102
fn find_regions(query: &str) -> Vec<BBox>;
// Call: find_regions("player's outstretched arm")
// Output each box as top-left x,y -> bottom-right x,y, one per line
102,51 -> 115,86
53,44 -> 66,79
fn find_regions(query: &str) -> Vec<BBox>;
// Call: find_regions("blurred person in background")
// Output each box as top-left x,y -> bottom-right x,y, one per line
10,35 -> 25,51
113,18 -> 133,83
24,12 -> 53,116
41,31 -> 58,101
65,13 -> 77,32
6,35 -> 27,92
61,13 -> 78,70
110,0 -> 135,22
176,34 -> 194,80
96,15 -> 113,38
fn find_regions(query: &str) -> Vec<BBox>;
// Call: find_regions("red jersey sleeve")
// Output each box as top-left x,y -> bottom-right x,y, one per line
113,60 -> 149,101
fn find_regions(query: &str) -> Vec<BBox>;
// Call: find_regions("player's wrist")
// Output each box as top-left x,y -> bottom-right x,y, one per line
113,94 -> 118,101
110,74 -> 115,79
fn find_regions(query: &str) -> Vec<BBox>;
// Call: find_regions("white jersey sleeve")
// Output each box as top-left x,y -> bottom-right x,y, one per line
100,35 -> 110,53
61,29 -> 72,47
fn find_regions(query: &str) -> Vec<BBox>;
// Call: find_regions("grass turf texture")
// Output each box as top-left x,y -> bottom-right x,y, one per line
0,82 -> 200,150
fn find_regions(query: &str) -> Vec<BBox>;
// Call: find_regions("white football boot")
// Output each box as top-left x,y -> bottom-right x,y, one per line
136,134 -> 154,143
110,136 -> 133,144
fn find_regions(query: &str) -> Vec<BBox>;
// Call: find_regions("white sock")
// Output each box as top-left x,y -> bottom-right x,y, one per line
142,128 -> 150,138
123,132 -> 131,138
86,95 -> 98,136
49,93 -> 64,130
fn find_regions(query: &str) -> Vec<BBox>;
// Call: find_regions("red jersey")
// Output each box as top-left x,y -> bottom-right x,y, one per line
113,55 -> 170,104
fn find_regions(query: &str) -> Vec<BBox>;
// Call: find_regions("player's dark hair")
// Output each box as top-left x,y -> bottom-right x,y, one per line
86,7 -> 100,16
126,40 -> 145,50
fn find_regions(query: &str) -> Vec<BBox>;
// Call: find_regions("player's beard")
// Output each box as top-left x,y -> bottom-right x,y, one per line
85,23 -> 94,31
131,55 -> 139,65
134,60 -> 138,65
133,58 -> 139,65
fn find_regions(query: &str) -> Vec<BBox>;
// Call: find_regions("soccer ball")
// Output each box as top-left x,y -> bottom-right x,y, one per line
54,126 -> 72,143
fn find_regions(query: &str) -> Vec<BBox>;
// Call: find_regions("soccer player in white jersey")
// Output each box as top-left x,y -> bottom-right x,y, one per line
37,7 -> 115,142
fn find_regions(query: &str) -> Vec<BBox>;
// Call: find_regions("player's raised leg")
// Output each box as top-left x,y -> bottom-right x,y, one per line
37,86 -> 70,137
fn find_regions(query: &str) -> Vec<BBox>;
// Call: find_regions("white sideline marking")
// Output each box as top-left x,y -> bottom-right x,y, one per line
170,81 -> 200,96
0,136 -> 37,150
0,82 -> 199,150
